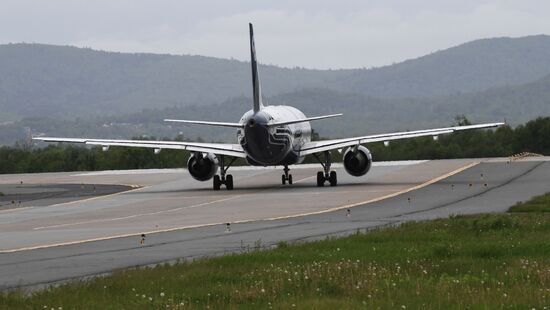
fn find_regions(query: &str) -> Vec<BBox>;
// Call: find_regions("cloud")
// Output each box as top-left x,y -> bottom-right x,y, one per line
1,0 -> 549,69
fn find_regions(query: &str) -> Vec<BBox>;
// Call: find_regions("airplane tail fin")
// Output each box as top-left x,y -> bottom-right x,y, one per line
249,23 -> 263,113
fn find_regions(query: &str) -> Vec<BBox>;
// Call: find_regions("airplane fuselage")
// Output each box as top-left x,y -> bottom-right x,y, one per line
238,105 -> 311,166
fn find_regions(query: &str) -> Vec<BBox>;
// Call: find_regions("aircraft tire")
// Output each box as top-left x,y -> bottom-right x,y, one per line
213,175 -> 221,190
329,171 -> 337,187
288,174 -> 293,185
226,174 -> 234,190
316,171 -> 324,187
281,175 -> 286,185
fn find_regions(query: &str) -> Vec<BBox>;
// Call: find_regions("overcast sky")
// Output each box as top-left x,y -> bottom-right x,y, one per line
1,0 -> 549,69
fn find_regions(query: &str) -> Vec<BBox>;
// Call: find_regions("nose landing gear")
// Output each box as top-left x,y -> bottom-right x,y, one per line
281,165 -> 293,185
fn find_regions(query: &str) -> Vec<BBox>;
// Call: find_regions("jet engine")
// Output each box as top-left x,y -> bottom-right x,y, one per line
187,153 -> 219,181
343,145 -> 372,177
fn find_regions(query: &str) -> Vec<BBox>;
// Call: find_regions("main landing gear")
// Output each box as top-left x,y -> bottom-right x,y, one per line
213,155 -> 237,190
281,165 -> 293,185
313,151 -> 337,187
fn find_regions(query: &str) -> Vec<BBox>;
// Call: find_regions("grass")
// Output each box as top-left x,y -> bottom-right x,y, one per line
509,192 -> 550,213
0,192 -> 3,197
1,196 -> 550,309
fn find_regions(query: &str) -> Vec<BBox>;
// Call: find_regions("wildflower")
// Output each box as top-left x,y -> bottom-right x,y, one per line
261,288 -> 265,293
401,306 -> 407,309
160,292 -> 165,297
149,297 -> 153,301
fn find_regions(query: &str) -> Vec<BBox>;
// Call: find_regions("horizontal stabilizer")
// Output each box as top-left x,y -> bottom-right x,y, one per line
268,113 -> 343,127
164,119 -> 244,128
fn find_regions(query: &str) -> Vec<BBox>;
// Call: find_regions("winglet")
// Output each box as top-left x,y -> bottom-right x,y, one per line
249,23 -> 263,113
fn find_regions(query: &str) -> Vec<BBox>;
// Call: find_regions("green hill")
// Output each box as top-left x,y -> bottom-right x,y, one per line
2,35 -> 550,121
4,73 -> 550,145
328,35 -> 550,98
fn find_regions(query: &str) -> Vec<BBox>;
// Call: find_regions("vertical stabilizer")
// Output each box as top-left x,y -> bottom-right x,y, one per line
249,23 -> 263,113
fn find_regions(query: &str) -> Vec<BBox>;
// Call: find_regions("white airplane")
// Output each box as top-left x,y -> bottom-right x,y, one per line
34,24 -> 504,190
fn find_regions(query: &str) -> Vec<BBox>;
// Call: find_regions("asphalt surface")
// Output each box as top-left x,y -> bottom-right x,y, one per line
0,158 -> 549,291
0,183 -> 132,211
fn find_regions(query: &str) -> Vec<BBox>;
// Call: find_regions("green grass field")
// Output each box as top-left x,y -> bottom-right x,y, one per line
509,192 -> 550,213
1,195 -> 549,309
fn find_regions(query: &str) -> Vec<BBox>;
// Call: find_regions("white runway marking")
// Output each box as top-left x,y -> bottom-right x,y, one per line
32,195 -> 241,231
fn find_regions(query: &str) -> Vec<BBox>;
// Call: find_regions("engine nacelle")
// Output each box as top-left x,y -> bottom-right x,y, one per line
343,145 -> 372,177
187,153 -> 219,181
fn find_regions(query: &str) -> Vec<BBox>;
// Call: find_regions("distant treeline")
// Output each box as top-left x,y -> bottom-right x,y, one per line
1,117 -> 549,174
367,116 -> 550,161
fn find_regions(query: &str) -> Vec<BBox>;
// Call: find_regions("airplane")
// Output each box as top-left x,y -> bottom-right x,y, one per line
34,23 -> 504,190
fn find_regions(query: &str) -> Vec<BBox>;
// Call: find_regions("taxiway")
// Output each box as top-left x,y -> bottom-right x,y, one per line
1,158 -> 549,290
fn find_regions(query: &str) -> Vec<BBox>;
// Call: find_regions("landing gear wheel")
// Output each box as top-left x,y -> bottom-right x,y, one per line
213,175 -> 221,190
282,165 -> 293,186
226,174 -> 234,190
329,171 -> 337,187
317,171 -> 325,187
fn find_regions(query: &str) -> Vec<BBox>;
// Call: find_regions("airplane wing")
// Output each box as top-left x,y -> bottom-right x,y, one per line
299,122 -> 505,156
33,137 -> 246,158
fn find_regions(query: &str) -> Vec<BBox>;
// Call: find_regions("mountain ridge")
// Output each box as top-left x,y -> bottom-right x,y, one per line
3,71 -> 549,146
2,34 -> 550,121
